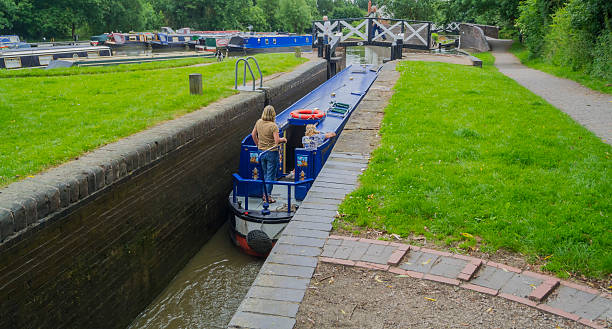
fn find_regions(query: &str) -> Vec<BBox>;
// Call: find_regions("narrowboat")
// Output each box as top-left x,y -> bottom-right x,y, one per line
193,37 -> 230,52
149,33 -> 191,50
104,32 -> 151,50
0,35 -> 30,49
228,64 -> 380,257
0,45 -> 111,69
227,35 -> 313,55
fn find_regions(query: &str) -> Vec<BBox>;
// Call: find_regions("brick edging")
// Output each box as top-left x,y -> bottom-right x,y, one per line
322,235 -> 610,329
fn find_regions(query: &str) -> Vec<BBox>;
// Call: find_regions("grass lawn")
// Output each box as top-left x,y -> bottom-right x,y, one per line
0,53 -> 306,187
509,42 -> 612,95
0,56 -> 217,78
338,53 -> 611,278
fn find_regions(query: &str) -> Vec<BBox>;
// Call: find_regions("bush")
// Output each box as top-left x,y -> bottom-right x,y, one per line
591,30 -> 612,81
516,0 -> 550,57
545,5 -> 593,72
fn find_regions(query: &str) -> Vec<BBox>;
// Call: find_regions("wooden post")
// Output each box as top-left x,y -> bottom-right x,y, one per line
189,74 -> 202,95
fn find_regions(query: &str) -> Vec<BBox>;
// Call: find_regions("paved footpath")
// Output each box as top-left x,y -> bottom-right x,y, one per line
489,39 -> 612,146
229,60 -> 611,329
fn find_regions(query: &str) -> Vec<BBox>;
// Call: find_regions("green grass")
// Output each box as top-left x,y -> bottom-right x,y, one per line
510,42 -> 612,95
0,56 -> 217,78
0,53 -> 306,186
338,53 -> 612,278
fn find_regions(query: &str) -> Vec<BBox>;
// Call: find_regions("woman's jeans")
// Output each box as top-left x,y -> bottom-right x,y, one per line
260,150 -> 278,196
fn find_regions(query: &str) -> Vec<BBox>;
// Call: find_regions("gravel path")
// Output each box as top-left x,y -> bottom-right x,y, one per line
489,39 -> 612,146
296,263 -> 586,329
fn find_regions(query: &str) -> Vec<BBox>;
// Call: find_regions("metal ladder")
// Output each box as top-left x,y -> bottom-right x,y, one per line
234,56 -> 263,91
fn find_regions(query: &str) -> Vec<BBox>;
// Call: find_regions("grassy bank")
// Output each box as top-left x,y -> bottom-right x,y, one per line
0,53 -> 306,187
510,42 -> 612,95
338,54 -> 611,278
0,56 -> 217,78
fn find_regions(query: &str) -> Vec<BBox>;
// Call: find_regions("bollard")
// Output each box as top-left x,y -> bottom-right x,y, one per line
189,73 -> 203,95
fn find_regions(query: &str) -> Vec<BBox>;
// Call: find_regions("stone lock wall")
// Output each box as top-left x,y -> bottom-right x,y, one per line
0,59 -> 326,329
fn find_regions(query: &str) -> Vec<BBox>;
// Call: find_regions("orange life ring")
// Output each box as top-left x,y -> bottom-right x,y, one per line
290,109 -> 325,120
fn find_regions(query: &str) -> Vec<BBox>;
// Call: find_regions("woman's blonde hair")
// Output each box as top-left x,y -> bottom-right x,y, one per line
261,105 -> 276,121
305,124 -> 318,137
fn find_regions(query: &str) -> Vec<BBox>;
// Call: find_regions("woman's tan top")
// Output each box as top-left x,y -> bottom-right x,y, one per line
255,119 -> 279,150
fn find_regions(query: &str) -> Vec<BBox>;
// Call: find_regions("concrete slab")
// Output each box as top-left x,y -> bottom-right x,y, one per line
246,286 -> 306,303
499,273 -> 542,298
360,244 -> 395,265
428,256 -> 469,279
239,298 -> 300,318
272,243 -> 322,257
574,296 -> 611,320
259,263 -> 315,278
276,235 -> 326,248
282,227 -> 331,239
399,251 -> 440,273
229,311 -> 295,329
321,244 -> 338,257
470,265 -> 515,291
348,241 -> 372,261
546,285 -> 598,314
253,275 -> 311,290
266,253 -> 318,268
285,220 -> 332,232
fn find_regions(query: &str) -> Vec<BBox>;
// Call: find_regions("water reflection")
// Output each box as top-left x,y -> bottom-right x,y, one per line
345,46 -> 390,65
128,222 -> 262,329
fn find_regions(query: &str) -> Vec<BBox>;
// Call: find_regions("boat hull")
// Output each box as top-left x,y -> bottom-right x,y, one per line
228,199 -> 293,257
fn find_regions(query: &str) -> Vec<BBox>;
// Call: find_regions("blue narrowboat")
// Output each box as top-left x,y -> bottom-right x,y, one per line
0,45 -> 111,69
227,35 -> 313,55
228,64 -> 380,257
149,33 -> 191,50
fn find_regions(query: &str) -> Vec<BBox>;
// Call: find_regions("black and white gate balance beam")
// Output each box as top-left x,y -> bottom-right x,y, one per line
312,17 -> 432,50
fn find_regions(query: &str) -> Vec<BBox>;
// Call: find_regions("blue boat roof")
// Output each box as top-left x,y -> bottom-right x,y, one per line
275,63 -> 381,134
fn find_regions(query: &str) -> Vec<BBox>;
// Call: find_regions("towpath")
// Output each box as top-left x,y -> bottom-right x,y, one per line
489,39 -> 612,146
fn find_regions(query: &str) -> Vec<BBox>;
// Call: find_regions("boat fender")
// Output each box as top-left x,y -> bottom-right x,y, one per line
246,229 -> 273,255
290,109 -> 325,120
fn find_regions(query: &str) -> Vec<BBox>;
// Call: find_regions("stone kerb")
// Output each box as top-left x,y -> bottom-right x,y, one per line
0,59 -> 327,247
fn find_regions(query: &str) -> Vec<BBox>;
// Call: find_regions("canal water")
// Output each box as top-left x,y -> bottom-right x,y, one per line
127,221 -> 262,329
345,46 -> 390,66
126,45 -> 386,329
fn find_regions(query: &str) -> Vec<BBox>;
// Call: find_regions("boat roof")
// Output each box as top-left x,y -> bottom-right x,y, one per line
0,45 -> 110,57
275,64 -> 381,134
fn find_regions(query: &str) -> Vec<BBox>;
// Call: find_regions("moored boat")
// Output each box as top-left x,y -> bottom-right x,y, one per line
228,64 -> 380,257
227,35 -> 313,55
0,35 -> 30,49
0,45 -> 111,69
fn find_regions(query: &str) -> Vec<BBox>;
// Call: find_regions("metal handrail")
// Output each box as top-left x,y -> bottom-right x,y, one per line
234,58 -> 256,90
232,174 -> 314,214
245,56 -> 263,88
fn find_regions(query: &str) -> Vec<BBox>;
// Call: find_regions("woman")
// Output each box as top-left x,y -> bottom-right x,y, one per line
251,105 -> 286,203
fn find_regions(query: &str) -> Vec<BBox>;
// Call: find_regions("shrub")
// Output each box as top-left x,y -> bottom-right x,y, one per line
545,5 -> 593,72
516,0 -> 550,57
591,29 -> 612,81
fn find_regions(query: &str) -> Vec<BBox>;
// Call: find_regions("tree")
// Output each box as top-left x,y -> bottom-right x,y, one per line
329,5 -> 365,19
381,0 -> 440,21
0,0 -> 16,31
279,0 -> 312,33
257,0 -> 282,31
